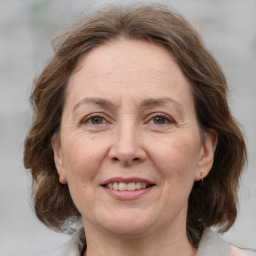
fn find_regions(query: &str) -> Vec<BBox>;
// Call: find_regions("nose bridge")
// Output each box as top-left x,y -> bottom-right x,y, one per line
118,117 -> 137,152
109,115 -> 145,164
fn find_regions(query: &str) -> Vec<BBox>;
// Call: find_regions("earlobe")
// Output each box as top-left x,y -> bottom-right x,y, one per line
58,174 -> 68,184
195,129 -> 218,181
51,133 -> 67,184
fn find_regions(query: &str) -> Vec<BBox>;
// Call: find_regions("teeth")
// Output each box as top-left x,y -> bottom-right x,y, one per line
106,182 -> 150,191
113,182 -> 119,190
127,182 -> 135,191
135,182 -> 141,190
118,182 -> 127,191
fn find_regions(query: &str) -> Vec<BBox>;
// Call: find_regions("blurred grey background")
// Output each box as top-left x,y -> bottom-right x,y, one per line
0,0 -> 255,255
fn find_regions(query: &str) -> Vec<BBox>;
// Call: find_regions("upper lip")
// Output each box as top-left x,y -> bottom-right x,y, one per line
101,177 -> 155,186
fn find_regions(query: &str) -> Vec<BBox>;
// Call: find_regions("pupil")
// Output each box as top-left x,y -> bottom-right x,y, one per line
92,117 -> 103,124
154,116 -> 165,124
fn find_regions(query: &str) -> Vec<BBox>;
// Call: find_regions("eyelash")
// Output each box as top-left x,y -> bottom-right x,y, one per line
80,114 -> 108,126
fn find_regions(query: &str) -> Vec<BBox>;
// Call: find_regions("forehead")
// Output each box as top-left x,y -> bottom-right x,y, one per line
65,39 -> 193,108
72,39 -> 184,82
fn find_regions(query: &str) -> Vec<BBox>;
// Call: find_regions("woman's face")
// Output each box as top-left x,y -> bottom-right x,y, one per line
53,39 -> 216,237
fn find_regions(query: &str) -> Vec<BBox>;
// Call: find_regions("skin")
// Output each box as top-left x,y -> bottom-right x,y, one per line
52,39 -> 217,256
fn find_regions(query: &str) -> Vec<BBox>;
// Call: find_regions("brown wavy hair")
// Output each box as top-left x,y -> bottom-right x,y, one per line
24,5 -> 247,246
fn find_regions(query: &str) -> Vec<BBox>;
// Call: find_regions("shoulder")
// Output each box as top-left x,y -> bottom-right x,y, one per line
198,228 -> 249,256
197,228 -> 230,255
40,247 -> 64,256
39,227 -> 86,256
197,228 -> 250,256
231,246 -> 248,256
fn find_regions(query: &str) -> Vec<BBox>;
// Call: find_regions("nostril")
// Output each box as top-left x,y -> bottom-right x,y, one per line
111,156 -> 141,163
112,157 -> 119,162
110,156 -> 143,166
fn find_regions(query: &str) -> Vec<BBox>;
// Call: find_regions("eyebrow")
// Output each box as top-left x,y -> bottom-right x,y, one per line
140,97 -> 182,108
72,96 -> 183,114
73,97 -> 116,114
141,97 -> 185,120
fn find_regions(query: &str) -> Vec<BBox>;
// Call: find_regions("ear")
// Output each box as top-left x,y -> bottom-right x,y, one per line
194,129 -> 218,181
51,133 -> 67,184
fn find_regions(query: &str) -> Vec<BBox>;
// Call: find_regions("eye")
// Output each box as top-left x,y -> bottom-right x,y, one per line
90,116 -> 104,125
149,114 -> 173,126
81,114 -> 107,126
152,116 -> 168,125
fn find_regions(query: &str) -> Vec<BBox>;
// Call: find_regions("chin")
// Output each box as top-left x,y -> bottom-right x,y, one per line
89,208 -> 156,236
104,221 -> 153,237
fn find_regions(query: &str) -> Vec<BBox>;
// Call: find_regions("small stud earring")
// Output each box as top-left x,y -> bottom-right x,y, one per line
200,172 -> 204,182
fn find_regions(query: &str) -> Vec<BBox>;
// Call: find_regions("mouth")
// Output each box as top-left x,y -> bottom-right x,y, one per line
103,181 -> 155,191
101,178 -> 156,200
101,177 -> 156,191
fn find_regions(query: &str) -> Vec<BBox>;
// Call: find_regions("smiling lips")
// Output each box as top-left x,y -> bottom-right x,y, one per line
104,181 -> 151,191
102,178 -> 155,200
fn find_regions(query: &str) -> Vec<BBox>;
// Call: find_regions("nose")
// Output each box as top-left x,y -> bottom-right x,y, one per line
108,120 -> 146,166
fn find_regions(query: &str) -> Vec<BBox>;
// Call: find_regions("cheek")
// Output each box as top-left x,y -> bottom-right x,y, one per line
61,137 -> 108,211
151,135 -> 200,182
61,136 -> 106,183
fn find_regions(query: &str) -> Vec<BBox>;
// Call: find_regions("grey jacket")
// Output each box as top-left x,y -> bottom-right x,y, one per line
39,227 -> 234,256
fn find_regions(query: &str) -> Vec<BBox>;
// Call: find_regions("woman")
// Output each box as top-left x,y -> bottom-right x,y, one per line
24,5 -> 247,256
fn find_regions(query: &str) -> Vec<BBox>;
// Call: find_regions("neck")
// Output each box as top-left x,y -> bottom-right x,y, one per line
83,220 -> 197,256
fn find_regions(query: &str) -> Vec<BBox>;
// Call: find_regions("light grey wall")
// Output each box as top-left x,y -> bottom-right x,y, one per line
0,0 -> 255,255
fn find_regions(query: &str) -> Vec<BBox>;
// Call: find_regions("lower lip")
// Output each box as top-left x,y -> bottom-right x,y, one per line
102,186 -> 155,200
